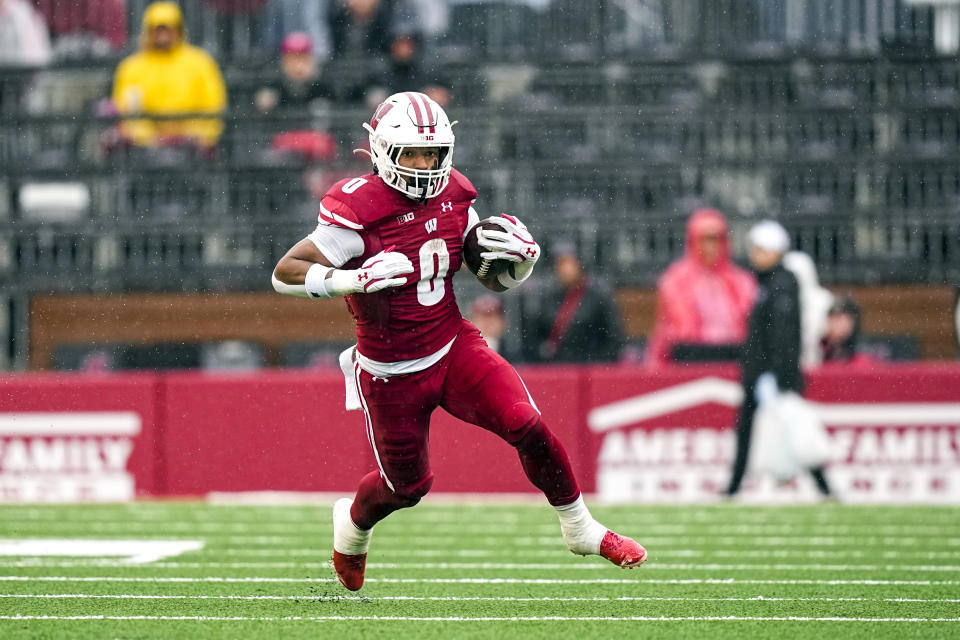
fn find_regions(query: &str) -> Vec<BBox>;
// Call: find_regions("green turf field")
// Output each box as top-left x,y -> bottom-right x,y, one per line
0,501 -> 957,639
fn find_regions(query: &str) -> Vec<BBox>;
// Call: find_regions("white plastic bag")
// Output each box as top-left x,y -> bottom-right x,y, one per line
778,392 -> 831,468
749,400 -> 801,481
748,391 -> 830,481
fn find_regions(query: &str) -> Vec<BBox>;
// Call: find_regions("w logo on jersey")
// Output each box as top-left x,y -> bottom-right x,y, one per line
440,201 -> 453,213
424,218 -> 438,234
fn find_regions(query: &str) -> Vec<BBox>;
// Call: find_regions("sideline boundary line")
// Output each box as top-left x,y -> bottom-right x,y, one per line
1,594 -> 959,604
3,614 -> 960,623
3,560 -> 960,572
1,576 -> 957,586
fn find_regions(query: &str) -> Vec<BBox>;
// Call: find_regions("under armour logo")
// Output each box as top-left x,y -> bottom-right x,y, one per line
358,272 -> 369,282
440,201 -> 453,213
525,247 -> 538,258
425,218 -> 438,234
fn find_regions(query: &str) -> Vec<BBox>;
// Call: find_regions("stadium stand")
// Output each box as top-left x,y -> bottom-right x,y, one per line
2,0 -> 959,369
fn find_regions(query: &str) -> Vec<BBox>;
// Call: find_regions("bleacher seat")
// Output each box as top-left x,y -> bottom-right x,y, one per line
201,340 -> 265,371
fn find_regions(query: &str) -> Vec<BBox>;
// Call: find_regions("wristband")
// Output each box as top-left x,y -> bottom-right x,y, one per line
304,263 -> 334,298
497,260 -> 534,289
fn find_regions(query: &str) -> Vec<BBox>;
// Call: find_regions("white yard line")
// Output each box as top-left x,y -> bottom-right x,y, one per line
218,547 -> 960,559
0,576 -> 957,585
3,509 -> 958,529
0,559 -> 958,573
1,560 -> 959,572
1,614 -> 959,623
11,534 -> 947,549
3,521 -> 958,536
1,594 -> 959,604
0,540 -> 203,564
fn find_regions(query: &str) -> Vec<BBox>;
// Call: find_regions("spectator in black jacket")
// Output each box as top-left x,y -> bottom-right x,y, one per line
523,241 -> 625,364
328,0 -> 398,60
723,221 -> 832,498
367,27 -> 451,106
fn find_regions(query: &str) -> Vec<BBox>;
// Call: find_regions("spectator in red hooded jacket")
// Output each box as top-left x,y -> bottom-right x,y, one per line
645,208 -> 757,366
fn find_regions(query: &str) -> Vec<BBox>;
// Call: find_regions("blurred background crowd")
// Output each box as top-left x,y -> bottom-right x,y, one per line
1,0 -> 959,372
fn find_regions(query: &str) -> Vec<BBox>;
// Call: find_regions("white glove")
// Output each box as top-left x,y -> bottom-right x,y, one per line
327,249 -> 414,295
476,214 -> 540,288
754,372 -> 779,407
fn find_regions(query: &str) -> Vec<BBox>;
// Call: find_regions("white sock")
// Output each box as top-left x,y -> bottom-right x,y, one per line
555,495 -> 607,555
333,498 -> 372,555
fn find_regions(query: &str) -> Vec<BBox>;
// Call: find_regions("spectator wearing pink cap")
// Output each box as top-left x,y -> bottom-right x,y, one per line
255,31 -> 339,165
265,0 -> 331,63
255,32 -> 336,113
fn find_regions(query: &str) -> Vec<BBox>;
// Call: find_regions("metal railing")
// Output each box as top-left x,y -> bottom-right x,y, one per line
33,0 -> 943,65
3,104 -> 959,214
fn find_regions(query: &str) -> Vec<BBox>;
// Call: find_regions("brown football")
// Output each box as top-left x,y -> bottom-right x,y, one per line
463,220 -> 510,279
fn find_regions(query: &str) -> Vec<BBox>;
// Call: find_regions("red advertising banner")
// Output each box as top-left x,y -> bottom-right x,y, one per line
585,363 -> 960,503
1,364 -> 958,503
0,373 -> 161,501
160,371 -> 374,494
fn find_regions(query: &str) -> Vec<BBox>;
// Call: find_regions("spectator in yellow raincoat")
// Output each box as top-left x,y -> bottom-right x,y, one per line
112,1 -> 226,148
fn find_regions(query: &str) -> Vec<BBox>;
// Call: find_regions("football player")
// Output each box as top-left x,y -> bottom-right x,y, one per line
272,91 -> 647,591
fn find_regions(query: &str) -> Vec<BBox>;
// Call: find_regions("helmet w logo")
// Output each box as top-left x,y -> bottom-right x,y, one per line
370,102 -> 394,130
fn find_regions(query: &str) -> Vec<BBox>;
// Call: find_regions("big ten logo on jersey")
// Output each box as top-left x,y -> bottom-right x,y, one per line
424,218 -> 438,234
397,212 -> 415,225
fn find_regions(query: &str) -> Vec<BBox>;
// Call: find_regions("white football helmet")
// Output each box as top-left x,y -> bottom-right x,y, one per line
362,92 -> 455,201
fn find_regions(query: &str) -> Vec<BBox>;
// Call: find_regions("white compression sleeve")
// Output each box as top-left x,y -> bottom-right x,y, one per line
307,223 -> 364,267
273,263 -> 359,299
271,272 -> 310,298
272,264 -> 335,299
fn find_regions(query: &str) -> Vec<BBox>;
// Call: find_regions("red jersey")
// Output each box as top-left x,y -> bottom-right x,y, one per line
318,169 -> 478,362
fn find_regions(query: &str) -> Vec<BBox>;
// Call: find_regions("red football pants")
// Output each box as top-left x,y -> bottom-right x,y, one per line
349,320 -> 580,529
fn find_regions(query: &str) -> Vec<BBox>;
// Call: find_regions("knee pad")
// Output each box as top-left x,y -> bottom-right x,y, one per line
500,402 -> 541,444
392,473 -> 434,508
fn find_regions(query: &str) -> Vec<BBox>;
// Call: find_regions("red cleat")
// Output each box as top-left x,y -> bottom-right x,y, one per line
332,550 -> 367,591
599,530 -> 648,568
332,498 -> 370,591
